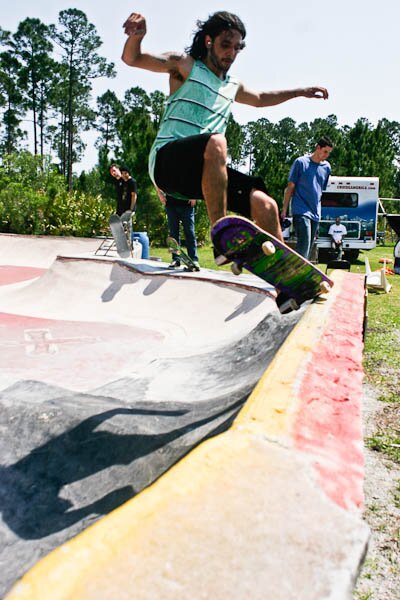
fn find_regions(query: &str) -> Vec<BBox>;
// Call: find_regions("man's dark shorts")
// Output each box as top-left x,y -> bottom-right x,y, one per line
154,133 -> 268,219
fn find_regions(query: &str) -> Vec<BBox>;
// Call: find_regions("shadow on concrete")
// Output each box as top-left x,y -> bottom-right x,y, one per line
0,401 -> 241,540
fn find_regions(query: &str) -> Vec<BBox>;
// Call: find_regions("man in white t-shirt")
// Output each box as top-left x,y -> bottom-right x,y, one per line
328,217 -> 347,259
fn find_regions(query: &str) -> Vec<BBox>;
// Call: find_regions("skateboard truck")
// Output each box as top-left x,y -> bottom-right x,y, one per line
231,239 -> 276,275
277,281 -> 330,315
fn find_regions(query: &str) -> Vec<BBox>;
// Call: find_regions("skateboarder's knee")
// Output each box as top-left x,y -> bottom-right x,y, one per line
250,189 -> 278,216
204,134 -> 227,162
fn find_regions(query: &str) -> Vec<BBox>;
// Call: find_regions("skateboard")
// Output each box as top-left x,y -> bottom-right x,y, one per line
109,211 -> 132,258
211,215 -> 333,313
166,237 -> 200,271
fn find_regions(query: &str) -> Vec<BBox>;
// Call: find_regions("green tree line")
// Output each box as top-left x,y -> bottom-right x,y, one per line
1,11 -> 400,244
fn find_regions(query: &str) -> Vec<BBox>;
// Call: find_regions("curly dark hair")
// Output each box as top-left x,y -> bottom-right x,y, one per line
186,11 -> 246,59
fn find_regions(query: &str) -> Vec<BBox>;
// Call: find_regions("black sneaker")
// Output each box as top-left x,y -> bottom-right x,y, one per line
168,259 -> 181,269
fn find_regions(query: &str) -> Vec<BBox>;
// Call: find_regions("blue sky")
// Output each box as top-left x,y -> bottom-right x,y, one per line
3,0 -> 400,170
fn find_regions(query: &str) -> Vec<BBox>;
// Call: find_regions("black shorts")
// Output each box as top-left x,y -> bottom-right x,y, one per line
154,133 -> 268,219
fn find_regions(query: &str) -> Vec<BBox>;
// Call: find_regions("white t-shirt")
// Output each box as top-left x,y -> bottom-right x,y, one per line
282,217 -> 292,240
328,223 -> 347,243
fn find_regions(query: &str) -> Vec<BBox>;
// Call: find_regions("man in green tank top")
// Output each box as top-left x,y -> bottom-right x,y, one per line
122,11 -> 329,263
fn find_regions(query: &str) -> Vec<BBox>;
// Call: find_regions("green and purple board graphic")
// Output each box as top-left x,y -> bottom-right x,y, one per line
211,216 -> 333,307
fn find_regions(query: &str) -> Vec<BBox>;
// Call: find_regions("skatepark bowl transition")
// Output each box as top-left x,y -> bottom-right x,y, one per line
0,233 -> 369,599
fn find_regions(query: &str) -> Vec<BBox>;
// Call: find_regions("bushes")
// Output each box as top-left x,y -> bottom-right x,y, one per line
0,181 -> 112,237
0,152 -> 112,237
0,151 -> 213,243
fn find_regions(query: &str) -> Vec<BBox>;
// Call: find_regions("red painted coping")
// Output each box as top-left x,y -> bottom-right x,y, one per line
293,273 -> 366,510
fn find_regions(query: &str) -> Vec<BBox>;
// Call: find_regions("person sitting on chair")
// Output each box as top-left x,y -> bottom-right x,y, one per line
328,217 -> 347,260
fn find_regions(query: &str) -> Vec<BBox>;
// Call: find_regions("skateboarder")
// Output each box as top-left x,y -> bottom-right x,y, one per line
121,11 -> 329,263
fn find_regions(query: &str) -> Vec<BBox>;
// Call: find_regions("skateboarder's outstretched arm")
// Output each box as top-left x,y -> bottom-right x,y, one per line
236,83 -> 328,108
121,12 -> 193,86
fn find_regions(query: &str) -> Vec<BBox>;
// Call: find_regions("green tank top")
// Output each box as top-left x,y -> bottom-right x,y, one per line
148,59 -> 240,187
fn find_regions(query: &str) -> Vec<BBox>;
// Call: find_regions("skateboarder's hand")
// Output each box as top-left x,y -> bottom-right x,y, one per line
298,86 -> 329,100
123,13 -> 147,37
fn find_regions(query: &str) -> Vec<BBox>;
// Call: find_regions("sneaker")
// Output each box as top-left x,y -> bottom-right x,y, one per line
213,246 -> 230,266
168,259 -> 181,269
192,261 -> 200,271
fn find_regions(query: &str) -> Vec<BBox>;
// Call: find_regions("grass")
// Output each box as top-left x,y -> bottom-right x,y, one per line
362,259 -> 400,402
354,590 -> 374,600
154,238 -> 400,464
357,244 -> 400,465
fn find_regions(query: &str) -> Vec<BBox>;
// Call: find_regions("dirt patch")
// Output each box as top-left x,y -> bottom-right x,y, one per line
353,384 -> 400,600
373,367 -> 400,401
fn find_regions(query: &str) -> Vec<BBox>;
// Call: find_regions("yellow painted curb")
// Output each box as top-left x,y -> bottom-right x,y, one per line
234,270 -> 346,437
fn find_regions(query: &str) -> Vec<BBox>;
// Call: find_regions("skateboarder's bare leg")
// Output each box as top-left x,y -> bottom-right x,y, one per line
202,134 -> 228,225
250,189 -> 284,243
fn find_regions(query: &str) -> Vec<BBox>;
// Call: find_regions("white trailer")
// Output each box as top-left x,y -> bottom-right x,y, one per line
316,176 -> 379,261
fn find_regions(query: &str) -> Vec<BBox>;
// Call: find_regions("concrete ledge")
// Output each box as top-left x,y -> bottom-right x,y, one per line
6,270 -> 369,600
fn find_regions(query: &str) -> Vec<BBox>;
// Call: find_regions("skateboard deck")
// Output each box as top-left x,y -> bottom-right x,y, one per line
109,212 -> 132,258
211,216 -> 333,313
167,237 -> 200,271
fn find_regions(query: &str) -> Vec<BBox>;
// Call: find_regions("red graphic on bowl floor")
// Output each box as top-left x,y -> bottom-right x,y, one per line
0,266 -> 46,286
0,312 -> 163,391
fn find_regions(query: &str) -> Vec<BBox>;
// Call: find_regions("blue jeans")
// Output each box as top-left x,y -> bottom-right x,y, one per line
293,215 -> 319,260
166,203 -> 198,262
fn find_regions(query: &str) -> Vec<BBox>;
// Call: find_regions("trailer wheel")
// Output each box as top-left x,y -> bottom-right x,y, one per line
344,249 -> 360,262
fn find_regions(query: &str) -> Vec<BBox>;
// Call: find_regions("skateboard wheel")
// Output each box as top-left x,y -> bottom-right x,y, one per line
320,281 -> 331,294
262,241 -> 275,256
278,298 -> 299,314
231,262 -> 242,276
